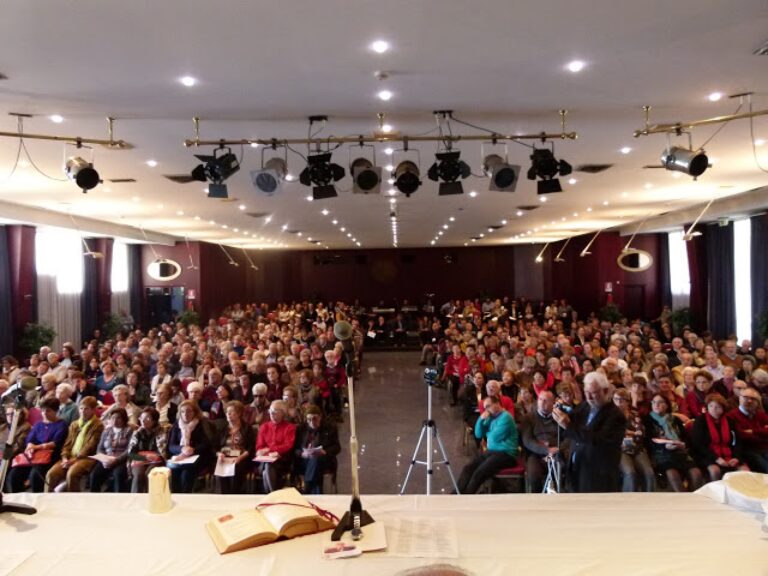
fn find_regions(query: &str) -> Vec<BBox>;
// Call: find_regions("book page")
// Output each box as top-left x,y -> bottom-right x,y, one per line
389,517 -> 459,558
257,488 -> 334,538
212,510 -> 276,542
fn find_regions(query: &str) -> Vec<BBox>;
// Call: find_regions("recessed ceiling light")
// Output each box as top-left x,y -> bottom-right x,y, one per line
389,198 -> 396,204
285,174 -> 296,181
385,164 -> 394,171
305,195 -> 313,201
222,224 -> 228,229
307,237 -> 312,242
297,232 -> 303,237
233,228 -> 239,232
501,219 -> 507,225
384,147 -> 394,156
146,160 -> 158,167
573,212 -> 579,217
708,92 -> 723,102
449,216 -> 456,222
356,242 -> 361,247
387,178 -> 395,185
755,138 -> 766,146
430,240 -> 436,245
443,224 -> 449,229
321,208 -> 329,216
209,220 -> 215,225
265,216 -> 272,223
620,147 -> 632,154
371,40 -> 390,54
346,233 -> 352,238
177,210 -> 184,216
561,217 -> 566,221
194,216 -> 201,220
568,178 -> 577,185
377,90 -> 393,101
586,207 -> 592,212
332,219 -> 338,225
603,200 -> 610,206
179,76 -> 197,87
469,191 -> 478,198
238,204 -> 246,210
49,114 -> 64,123
566,60 -> 585,73
282,224 -> 288,231
516,210 -> 524,217
644,183 -> 653,189
539,196 -> 547,202
340,227 -> 346,232
479,233 -> 485,238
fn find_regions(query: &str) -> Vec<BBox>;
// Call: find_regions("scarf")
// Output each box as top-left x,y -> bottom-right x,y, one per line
705,413 -> 732,460
72,416 -> 95,456
650,411 -> 680,442
178,417 -> 199,447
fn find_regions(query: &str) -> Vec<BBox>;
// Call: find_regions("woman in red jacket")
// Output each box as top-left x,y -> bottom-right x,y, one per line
255,399 -> 296,492
690,393 -> 749,482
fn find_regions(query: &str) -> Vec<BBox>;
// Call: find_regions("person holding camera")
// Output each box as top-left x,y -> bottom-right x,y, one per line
552,372 -> 626,492
456,395 -> 519,494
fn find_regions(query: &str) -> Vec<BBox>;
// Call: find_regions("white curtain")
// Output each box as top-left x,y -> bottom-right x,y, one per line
111,240 -> 130,314
733,218 -> 752,343
36,227 -> 83,350
668,230 -> 691,311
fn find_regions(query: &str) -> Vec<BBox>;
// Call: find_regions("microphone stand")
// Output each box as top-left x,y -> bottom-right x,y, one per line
331,351 -> 374,541
0,392 -> 37,515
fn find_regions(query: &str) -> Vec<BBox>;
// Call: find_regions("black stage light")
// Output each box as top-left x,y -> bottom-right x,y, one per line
661,146 -> 708,177
393,160 -> 421,197
427,150 -> 471,195
482,154 -> 519,192
350,158 -> 382,194
191,146 -> 241,198
65,156 -> 100,192
526,148 -> 572,195
299,152 -> 345,199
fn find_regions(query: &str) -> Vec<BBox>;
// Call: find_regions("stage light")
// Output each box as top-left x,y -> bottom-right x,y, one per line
191,146 -> 241,198
526,148 -> 572,195
250,157 -> 287,195
660,146 -> 709,178
482,154 -> 519,192
299,152 -> 345,200
393,160 -> 421,197
350,158 -> 382,194
428,151 -> 471,196
65,156 -> 100,192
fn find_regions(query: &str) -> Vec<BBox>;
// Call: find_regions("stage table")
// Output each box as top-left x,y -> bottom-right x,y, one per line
1,492 -> 765,575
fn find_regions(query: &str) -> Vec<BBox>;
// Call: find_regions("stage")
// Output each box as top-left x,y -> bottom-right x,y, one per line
0,492 -> 766,575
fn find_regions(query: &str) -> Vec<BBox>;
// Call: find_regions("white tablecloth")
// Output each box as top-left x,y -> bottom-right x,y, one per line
1,492 -> 766,575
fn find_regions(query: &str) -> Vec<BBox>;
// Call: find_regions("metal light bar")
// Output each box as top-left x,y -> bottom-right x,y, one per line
580,229 -> 602,257
683,198 -> 715,241
534,242 -> 551,263
0,114 -> 133,149
554,236 -> 572,262
622,216 -> 650,252
633,102 -> 768,138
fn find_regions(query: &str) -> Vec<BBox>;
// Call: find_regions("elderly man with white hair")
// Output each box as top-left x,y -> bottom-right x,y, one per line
56,383 -> 78,424
553,371 -> 626,492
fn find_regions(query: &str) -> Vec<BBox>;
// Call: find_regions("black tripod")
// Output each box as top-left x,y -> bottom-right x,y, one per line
400,371 -> 459,495
0,392 -> 37,515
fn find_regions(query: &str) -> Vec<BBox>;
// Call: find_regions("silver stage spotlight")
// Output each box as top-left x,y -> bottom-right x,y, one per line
661,146 -> 709,178
482,154 -> 520,192
250,157 -> 288,195
393,160 -> 421,197
350,158 -> 382,194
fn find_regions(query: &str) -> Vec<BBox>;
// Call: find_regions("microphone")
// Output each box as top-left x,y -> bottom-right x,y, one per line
0,376 -> 37,400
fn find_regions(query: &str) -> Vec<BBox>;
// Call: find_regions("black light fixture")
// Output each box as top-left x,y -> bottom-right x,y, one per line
350,158 -> 381,194
427,150 -> 471,195
526,147 -> 572,195
482,154 -> 519,192
191,146 -> 241,198
661,146 -> 709,178
65,156 -> 100,193
393,160 -> 421,197
299,152 -> 345,199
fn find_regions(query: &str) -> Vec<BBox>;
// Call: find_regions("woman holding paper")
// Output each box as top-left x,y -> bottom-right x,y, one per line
255,400 -> 296,493
215,400 -> 254,494
127,407 -> 168,493
89,408 -> 133,492
168,400 -> 214,493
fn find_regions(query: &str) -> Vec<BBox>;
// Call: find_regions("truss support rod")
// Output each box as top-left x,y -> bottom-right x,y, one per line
633,108 -> 768,137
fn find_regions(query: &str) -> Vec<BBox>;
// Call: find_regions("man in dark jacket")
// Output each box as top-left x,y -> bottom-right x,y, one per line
293,405 -> 341,494
553,372 -> 626,492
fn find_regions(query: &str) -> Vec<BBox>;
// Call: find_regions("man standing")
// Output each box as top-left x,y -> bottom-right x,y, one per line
552,372 -> 626,492
456,395 -> 518,494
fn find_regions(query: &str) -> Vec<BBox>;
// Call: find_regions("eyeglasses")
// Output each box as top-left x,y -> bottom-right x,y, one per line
254,394 -> 266,398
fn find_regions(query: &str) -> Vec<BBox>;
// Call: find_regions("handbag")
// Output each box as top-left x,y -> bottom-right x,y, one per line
12,448 -> 53,467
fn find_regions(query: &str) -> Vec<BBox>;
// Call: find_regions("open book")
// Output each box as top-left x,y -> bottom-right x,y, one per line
206,487 -> 337,554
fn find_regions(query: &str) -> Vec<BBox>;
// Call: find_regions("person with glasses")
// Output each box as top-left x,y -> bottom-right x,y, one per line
293,405 -> 340,494
255,400 -> 296,492
456,395 -> 519,494
244,383 -> 270,432
726,387 -> 768,472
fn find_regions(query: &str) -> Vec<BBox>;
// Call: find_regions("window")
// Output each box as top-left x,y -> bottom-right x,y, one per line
667,230 -> 690,310
35,227 -> 83,294
733,218 -> 752,343
111,240 -> 129,293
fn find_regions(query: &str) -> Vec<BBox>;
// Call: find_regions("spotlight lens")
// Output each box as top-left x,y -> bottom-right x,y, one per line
371,40 -> 390,54
378,90 -> 393,101
50,114 -> 64,123
180,76 -> 197,87
708,92 -> 723,102
566,60 -> 585,73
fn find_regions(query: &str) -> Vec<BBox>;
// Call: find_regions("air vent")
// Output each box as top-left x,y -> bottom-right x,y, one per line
163,174 -> 195,183
107,178 -> 136,183
470,236 -> 482,241
0,73 -> 8,81
754,40 -> 768,55
220,197 -> 239,202
576,163 -> 613,173
515,205 -> 539,211
245,212 -> 271,219
287,229 -> 300,234
488,224 -> 504,230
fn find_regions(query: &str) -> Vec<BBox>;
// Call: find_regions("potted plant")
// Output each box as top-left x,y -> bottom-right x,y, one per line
669,307 -> 693,335
757,310 -> 768,342
177,309 -> 200,327
598,303 -> 623,324
19,322 -> 57,357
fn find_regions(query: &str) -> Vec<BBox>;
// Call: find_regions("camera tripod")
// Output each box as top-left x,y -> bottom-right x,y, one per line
0,392 -> 37,515
400,379 -> 459,495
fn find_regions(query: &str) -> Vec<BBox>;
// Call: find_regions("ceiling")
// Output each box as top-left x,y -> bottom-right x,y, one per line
0,0 -> 767,250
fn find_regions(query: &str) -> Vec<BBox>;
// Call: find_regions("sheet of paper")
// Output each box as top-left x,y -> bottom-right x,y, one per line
89,453 -> 116,466
253,454 -> 278,463
389,517 -> 459,558
170,454 -> 199,465
214,458 -> 236,477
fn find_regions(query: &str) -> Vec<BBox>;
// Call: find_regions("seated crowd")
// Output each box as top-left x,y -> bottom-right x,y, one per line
2,297 -> 767,497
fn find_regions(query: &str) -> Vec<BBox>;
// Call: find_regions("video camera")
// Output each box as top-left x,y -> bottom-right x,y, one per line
423,367 -> 439,387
